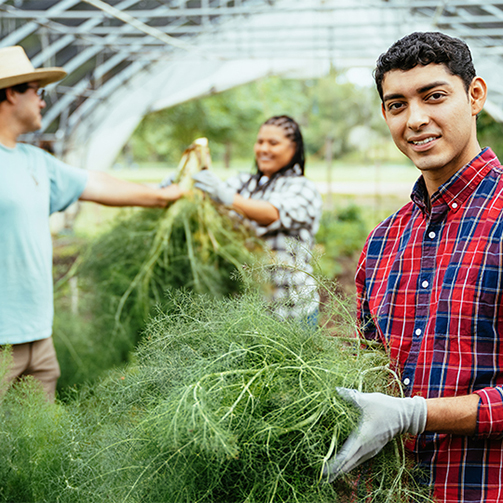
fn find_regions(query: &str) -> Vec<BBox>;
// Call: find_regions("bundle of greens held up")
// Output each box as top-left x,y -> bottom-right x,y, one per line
53,138 -> 264,386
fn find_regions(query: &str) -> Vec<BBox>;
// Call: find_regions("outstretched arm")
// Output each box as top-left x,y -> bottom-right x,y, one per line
80,171 -> 182,207
192,170 -> 279,225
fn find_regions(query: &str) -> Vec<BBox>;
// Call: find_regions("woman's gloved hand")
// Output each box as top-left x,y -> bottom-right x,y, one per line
192,171 -> 235,206
322,387 -> 427,482
159,172 -> 176,188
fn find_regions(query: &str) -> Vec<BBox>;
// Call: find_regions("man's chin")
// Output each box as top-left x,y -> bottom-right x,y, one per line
407,151 -> 444,172
25,123 -> 42,134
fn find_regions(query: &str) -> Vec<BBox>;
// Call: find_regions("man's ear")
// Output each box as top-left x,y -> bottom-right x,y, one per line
4,87 -> 18,105
381,102 -> 386,120
470,77 -> 487,116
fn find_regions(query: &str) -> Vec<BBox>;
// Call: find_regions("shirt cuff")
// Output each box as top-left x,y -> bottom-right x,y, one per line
474,387 -> 503,438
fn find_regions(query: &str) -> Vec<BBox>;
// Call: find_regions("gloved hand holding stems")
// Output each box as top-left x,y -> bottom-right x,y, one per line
322,387 -> 427,482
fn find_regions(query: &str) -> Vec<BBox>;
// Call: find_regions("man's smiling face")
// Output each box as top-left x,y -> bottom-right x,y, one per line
381,63 -> 486,193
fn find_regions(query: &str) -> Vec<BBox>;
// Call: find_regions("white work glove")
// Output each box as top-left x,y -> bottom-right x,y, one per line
192,170 -> 235,206
322,387 -> 427,482
159,172 -> 176,188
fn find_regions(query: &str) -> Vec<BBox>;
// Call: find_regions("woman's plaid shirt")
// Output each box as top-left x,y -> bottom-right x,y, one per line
356,148 -> 503,503
225,165 -> 322,319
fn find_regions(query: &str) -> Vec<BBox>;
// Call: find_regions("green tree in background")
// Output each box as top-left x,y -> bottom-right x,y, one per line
127,70 -> 387,166
477,109 -> 503,160
301,71 -> 381,158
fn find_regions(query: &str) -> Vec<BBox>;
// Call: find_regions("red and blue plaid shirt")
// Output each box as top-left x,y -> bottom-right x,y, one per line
356,148 -> 503,503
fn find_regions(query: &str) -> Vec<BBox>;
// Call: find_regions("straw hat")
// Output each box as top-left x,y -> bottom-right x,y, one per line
0,46 -> 66,90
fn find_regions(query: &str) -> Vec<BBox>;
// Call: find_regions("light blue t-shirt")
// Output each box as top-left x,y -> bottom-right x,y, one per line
0,143 -> 89,344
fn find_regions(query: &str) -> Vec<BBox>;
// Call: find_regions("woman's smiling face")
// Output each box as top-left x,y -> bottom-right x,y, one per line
254,124 -> 296,178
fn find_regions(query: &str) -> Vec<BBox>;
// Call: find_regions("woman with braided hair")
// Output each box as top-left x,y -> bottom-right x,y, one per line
192,115 -> 322,323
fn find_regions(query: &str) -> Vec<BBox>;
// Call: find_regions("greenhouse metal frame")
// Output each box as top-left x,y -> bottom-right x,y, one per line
1,0 -> 503,169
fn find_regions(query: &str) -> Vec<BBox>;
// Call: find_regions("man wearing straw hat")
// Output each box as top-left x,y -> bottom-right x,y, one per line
0,46 -> 182,402
322,32 -> 503,502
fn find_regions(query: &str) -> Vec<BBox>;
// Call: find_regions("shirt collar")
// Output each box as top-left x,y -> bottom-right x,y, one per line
275,163 -> 302,177
291,163 -> 302,176
410,147 -> 499,217
257,163 -> 302,184
0,142 -> 18,153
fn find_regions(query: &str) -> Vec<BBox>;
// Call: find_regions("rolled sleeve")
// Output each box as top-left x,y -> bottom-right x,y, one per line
46,153 -> 89,214
474,386 -> 503,438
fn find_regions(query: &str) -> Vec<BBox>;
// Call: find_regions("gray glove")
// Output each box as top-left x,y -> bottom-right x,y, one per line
159,172 -> 176,188
322,387 -> 427,482
192,170 -> 235,206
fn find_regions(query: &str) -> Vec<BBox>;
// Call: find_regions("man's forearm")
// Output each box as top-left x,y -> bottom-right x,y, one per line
80,171 -> 181,207
425,394 -> 480,435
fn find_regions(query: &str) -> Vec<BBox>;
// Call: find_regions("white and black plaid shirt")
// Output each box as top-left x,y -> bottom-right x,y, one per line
225,164 -> 322,319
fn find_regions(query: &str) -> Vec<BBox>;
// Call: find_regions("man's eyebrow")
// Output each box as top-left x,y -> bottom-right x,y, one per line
383,81 -> 452,103
417,81 -> 451,94
383,92 -> 404,103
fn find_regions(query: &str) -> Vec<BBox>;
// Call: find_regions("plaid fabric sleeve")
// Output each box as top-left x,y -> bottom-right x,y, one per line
265,177 -> 322,233
474,387 -> 503,438
223,172 -> 252,193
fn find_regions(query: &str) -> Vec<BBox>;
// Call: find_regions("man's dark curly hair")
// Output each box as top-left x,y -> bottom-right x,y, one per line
374,32 -> 476,101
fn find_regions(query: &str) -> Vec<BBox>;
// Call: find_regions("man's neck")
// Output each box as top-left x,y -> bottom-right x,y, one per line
0,127 -> 19,149
421,142 -> 482,197
0,107 -> 22,148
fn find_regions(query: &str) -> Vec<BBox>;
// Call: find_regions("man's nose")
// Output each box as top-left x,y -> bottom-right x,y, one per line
407,101 -> 429,130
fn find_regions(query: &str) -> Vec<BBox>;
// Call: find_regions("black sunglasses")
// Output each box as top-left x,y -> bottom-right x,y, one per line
27,85 -> 45,100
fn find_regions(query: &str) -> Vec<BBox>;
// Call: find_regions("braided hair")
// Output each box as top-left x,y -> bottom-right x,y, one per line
246,115 -> 305,195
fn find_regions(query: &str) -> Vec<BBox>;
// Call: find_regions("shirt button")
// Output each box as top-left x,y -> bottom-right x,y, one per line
415,328 -> 422,336
428,231 -> 436,239
452,202 -> 458,209
422,280 -> 429,288
403,378 -> 411,386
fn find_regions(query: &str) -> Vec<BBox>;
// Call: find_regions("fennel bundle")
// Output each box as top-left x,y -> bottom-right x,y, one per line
0,289 -> 432,502
82,138 -> 261,325
54,140 -> 262,387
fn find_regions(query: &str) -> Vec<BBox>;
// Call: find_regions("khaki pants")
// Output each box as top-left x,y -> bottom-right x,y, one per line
0,337 -> 61,403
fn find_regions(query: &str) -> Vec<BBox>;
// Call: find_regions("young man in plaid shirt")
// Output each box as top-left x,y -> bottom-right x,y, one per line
323,32 -> 503,502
